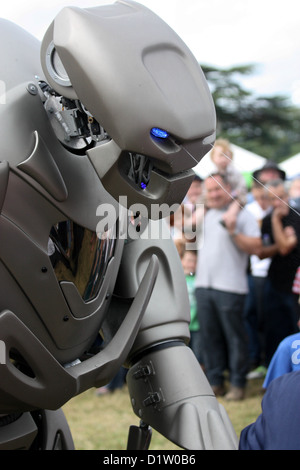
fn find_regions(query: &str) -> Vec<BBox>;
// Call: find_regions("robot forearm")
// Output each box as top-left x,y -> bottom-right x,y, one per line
115,220 -> 238,450
127,343 -> 237,450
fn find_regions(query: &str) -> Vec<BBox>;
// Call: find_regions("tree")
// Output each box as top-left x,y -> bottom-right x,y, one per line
201,64 -> 300,161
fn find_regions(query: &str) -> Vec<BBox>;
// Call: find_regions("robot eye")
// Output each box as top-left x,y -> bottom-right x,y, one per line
150,128 -> 169,139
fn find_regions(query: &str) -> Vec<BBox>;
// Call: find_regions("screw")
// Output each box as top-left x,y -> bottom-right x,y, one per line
27,83 -> 38,95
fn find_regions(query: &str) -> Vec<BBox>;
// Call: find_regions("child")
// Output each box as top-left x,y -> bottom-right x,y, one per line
180,248 -> 203,365
210,138 -> 247,232
210,138 -> 247,204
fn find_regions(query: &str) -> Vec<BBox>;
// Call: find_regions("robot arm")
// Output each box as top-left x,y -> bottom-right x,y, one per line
0,1 -> 238,450
111,219 -> 238,450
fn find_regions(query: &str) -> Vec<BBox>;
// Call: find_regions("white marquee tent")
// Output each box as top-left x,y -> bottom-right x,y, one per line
193,144 -> 267,188
279,153 -> 300,179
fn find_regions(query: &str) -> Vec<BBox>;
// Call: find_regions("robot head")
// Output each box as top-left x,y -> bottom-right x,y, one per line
40,0 -> 216,217
0,1 -> 215,413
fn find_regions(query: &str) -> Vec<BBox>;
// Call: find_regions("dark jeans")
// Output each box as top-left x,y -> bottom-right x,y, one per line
263,278 -> 299,366
196,287 -> 249,388
107,367 -> 127,391
189,329 -> 203,365
243,275 -> 267,367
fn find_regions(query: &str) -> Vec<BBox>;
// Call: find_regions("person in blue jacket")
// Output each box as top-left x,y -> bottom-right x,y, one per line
239,370 -> 300,450
263,332 -> 300,388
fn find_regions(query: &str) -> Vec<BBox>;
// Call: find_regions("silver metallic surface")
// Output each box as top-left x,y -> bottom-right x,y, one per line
0,1 -> 237,449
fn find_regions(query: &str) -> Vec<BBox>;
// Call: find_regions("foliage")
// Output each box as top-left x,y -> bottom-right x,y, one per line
201,64 -> 300,161
63,379 -> 264,450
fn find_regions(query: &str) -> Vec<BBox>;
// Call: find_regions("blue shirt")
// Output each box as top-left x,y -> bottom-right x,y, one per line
263,332 -> 300,388
239,371 -> 300,450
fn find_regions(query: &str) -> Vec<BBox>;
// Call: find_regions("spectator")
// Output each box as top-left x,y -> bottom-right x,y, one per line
289,176 -> 300,211
210,139 -> 247,203
262,331 -> 300,388
239,370 -> 300,450
209,139 -> 247,239
183,174 -> 204,207
244,182 -> 272,377
252,160 -> 286,185
292,266 -> 300,321
181,175 -> 205,248
195,173 -> 261,401
258,179 -> 300,365
245,162 -> 287,376
95,367 -> 127,395
180,247 -> 203,365
167,175 -> 204,247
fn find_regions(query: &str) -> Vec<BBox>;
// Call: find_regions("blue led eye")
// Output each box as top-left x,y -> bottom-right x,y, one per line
150,127 -> 169,139
140,182 -> 147,189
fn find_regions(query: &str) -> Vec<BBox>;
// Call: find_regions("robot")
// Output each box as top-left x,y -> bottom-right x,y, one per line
0,1 -> 238,450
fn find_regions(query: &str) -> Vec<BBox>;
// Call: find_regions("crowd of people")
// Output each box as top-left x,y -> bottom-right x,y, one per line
93,138 -> 300,448
170,138 -> 300,402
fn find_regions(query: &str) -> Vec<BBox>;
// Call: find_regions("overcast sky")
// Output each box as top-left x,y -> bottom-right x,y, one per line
2,0 -> 300,104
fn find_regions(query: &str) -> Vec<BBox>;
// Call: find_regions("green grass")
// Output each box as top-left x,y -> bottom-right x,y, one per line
62,378 -> 264,450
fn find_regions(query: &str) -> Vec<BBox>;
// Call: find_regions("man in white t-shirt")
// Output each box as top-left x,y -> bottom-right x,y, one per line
195,173 -> 261,400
